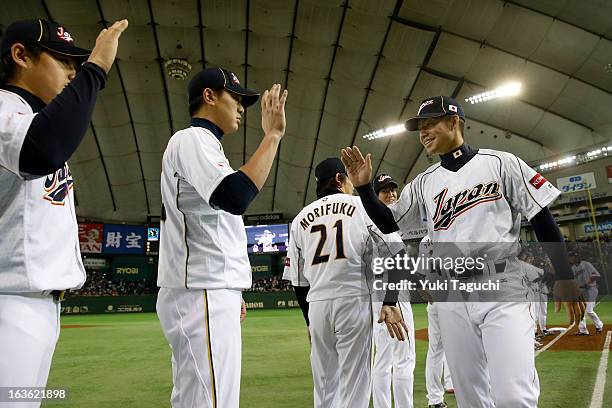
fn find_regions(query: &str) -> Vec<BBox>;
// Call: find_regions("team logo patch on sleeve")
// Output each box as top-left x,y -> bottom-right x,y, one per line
529,173 -> 547,189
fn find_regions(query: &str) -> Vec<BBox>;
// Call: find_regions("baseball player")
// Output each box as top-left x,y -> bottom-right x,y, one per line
519,257 -> 548,349
258,229 -> 276,252
341,95 -> 584,407
156,68 -> 287,407
570,251 -> 604,335
371,174 -> 416,408
520,255 -> 550,336
535,267 -> 552,336
421,236 -> 454,408
284,158 -> 408,408
0,18 -> 127,407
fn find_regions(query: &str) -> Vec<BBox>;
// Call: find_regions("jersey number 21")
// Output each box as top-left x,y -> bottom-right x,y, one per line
310,220 -> 346,265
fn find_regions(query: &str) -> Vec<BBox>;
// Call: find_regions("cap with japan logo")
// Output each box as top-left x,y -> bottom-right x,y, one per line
405,96 -> 465,131
373,174 -> 399,194
1,19 -> 91,61
188,67 -> 260,115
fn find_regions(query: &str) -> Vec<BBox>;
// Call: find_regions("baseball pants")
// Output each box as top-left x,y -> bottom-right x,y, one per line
371,301 -> 415,408
309,295 -> 373,408
437,302 -> 539,408
425,303 -> 453,406
157,287 -> 242,408
534,300 -> 547,332
579,287 -> 603,334
0,293 -> 60,408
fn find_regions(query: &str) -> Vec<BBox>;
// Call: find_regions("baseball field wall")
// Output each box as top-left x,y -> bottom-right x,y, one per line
60,291 -> 301,315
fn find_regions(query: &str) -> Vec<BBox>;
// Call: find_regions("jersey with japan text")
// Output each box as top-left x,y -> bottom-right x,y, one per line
0,89 -> 86,292
390,149 -> 560,250
158,126 -> 251,289
284,193 -> 400,302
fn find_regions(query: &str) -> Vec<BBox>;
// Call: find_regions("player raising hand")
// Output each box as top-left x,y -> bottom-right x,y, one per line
342,96 -> 584,407
284,157 -> 408,408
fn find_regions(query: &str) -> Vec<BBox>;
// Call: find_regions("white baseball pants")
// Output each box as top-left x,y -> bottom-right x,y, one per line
425,303 -> 453,406
533,300 -> 547,332
437,302 -> 539,408
309,295 -> 373,408
0,293 -> 60,408
371,301 -> 415,408
579,287 -> 603,334
157,287 -> 242,408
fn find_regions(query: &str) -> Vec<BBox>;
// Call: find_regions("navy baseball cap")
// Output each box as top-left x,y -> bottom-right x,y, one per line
315,158 -> 346,183
405,96 -> 465,131
188,67 -> 259,114
373,174 -> 398,193
1,19 -> 91,61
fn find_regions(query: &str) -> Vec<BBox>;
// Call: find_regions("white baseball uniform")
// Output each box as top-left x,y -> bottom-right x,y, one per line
420,237 -> 454,407
0,89 -> 86,407
390,147 -> 560,407
535,274 -> 549,333
572,260 -> 604,334
371,234 -> 415,408
425,303 -> 454,406
285,192 -> 400,408
157,125 -> 251,408
372,293 -> 415,408
522,262 -> 548,333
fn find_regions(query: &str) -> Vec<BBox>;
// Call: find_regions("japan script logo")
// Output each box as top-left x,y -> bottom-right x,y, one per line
43,163 -> 73,205
432,181 -> 502,230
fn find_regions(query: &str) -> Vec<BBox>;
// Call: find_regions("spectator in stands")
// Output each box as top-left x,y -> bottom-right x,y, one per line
75,270 -> 154,296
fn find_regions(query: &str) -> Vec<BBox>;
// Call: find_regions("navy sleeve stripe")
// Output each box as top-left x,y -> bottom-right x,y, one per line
209,170 -> 259,215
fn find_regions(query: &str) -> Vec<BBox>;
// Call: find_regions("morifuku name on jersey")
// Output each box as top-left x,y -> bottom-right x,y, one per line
432,181 -> 502,230
374,278 -> 501,293
299,201 -> 357,230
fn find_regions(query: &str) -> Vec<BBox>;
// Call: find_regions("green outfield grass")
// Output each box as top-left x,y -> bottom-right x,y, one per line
44,302 -> 612,407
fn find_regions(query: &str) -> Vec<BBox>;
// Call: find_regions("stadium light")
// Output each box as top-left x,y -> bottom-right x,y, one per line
465,82 -> 522,105
538,141 -> 612,173
363,123 -> 406,141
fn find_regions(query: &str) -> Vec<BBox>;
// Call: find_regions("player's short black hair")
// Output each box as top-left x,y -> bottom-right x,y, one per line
0,43 -> 43,86
316,173 -> 348,198
445,114 -> 465,136
458,116 -> 465,136
189,87 -> 229,116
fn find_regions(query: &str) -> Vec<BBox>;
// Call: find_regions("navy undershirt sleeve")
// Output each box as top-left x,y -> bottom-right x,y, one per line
19,63 -> 107,175
381,249 -> 406,307
209,170 -> 259,215
355,184 -> 399,234
530,207 -> 574,280
293,285 -> 310,326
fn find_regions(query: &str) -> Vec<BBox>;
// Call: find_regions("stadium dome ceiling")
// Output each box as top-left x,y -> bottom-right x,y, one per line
2,0 -> 611,222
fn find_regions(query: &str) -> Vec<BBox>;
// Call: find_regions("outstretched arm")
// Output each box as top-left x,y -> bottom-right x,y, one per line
341,147 -> 399,234
530,207 -> 585,324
